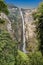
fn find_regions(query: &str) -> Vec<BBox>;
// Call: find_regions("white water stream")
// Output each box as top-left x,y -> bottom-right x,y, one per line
20,9 -> 26,53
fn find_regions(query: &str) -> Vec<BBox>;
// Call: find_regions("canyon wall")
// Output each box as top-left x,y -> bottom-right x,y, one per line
2,5 -> 38,53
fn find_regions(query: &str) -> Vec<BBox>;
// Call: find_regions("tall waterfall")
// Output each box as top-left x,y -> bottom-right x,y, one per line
20,9 -> 26,53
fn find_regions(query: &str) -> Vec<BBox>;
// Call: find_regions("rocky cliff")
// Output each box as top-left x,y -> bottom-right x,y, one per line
22,9 -> 38,52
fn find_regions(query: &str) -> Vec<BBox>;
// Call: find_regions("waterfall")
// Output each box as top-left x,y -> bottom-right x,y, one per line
20,9 -> 26,53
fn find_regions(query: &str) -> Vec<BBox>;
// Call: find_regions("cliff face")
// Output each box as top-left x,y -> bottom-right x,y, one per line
8,5 -> 23,49
1,5 -> 38,53
8,5 -> 38,52
22,9 -> 38,52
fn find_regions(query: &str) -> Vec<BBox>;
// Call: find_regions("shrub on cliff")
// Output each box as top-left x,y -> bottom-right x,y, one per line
28,51 -> 43,65
0,19 -> 5,24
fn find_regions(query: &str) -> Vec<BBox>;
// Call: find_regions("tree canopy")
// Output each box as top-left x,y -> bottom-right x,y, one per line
0,0 -> 9,15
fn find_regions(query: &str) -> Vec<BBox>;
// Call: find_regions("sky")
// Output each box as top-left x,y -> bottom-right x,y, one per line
5,0 -> 42,8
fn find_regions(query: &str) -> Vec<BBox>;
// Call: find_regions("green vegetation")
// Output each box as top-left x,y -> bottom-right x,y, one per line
0,30 -> 17,65
0,18 -> 5,24
28,51 -> 43,65
17,50 -> 29,65
0,0 -> 9,15
33,2 -> 43,55
0,0 -> 16,65
0,30 -> 29,65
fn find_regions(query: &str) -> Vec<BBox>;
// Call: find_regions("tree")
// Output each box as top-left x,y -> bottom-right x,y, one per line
0,0 -> 9,15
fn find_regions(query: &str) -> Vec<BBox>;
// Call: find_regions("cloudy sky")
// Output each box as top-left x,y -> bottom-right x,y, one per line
5,0 -> 42,8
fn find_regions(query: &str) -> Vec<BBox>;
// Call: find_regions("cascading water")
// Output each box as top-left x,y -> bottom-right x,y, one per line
20,9 -> 26,53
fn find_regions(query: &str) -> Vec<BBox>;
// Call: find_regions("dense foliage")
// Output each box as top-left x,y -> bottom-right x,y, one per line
0,0 -> 9,15
28,51 -> 43,65
17,50 -> 29,65
0,30 -> 18,65
33,2 -> 43,55
0,29 -> 29,65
